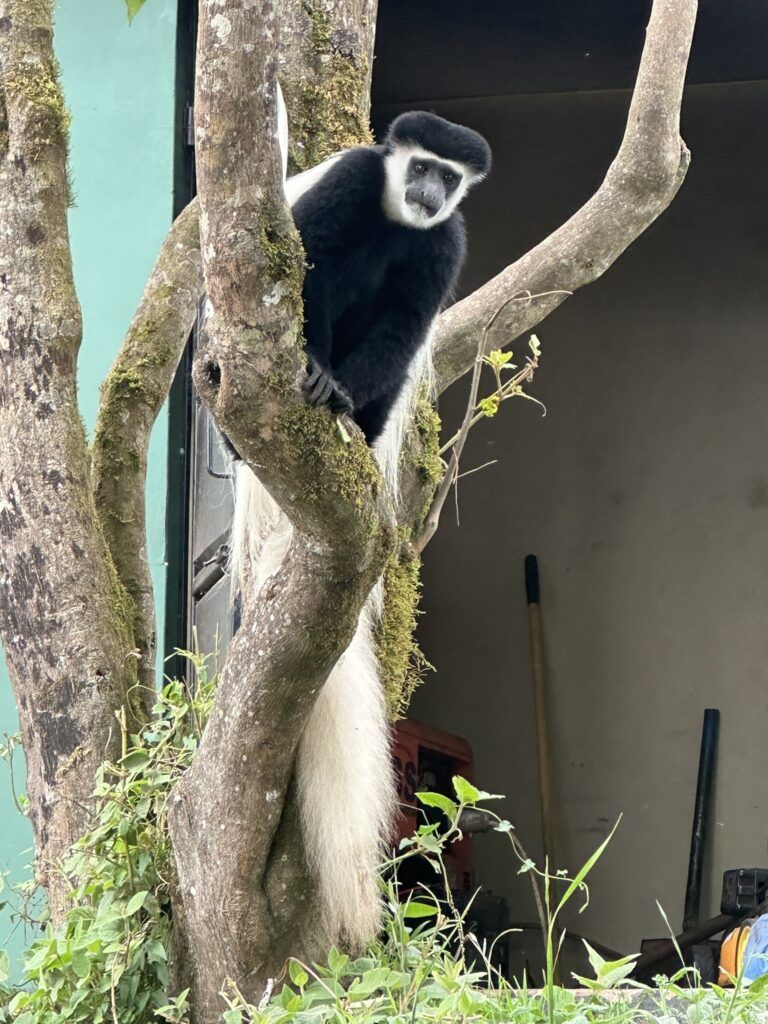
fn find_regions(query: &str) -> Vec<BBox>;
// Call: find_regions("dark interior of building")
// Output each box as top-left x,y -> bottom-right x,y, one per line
371,0 -> 768,979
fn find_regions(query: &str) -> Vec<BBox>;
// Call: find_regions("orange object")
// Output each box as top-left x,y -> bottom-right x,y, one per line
718,922 -> 753,985
392,718 -> 474,893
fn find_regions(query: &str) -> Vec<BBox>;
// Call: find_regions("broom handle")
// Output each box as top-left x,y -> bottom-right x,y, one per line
525,554 -> 555,872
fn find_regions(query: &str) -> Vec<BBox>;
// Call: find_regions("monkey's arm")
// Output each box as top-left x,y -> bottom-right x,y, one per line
294,147 -> 385,412
335,302 -> 434,408
336,228 -> 464,408
301,268 -> 333,368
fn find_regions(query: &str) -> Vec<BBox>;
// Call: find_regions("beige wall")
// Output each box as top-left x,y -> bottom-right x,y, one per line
388,81 -> 768,966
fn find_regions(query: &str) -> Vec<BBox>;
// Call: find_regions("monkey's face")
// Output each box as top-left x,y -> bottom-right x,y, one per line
404,155 -> 463,224
383,145 -> 471,229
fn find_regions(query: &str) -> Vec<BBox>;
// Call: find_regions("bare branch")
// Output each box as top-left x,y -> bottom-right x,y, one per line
415,298 -> 543,553
433,0 -> 698,393
91,199 -> 202,699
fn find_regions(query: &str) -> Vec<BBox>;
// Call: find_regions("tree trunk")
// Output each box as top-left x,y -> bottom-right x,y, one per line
0,0 -> 143,918
166,2 -> 388,1019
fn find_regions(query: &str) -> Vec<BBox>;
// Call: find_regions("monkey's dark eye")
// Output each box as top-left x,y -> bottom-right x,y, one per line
413,162 -> 427,175
443,172 -> 455,184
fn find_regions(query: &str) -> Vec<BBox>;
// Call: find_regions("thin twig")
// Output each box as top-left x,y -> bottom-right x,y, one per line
456,458 -> 498,481
437,357 -> 540,456
413,292 -> 548,554
413,328 -> 486,553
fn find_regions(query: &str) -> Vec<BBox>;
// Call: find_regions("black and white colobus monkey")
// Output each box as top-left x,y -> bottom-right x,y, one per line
293,111 -> 491,442
230,103 -> 491,951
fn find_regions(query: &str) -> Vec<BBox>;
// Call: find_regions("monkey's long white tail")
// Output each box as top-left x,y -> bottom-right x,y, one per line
229,344 -> 432,948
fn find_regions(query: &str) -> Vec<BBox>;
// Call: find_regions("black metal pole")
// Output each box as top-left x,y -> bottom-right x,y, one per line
682,708 -> 720,931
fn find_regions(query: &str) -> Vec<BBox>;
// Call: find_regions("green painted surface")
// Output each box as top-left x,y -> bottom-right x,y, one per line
0,0 -> 177,970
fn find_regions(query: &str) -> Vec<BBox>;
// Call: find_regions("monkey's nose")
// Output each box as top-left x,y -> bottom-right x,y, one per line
416,191 -> 440,216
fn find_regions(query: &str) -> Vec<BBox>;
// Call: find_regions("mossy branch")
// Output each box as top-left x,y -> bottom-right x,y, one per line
169,2 -> 393,1015
279,0 -> 376,173
91,199 -> 202,699
0,0 -> 148,918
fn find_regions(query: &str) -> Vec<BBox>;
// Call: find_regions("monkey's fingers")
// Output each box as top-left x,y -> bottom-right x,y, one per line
309,374 -> 334,406
302,361 -> 323,390
328,386 -> 353,415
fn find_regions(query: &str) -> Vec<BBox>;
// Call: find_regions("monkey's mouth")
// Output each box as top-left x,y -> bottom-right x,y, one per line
406,197 -> 440,219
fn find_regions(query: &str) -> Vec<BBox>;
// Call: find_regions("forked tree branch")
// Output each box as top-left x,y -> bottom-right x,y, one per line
168,1 -> 389,1017
91,199 -> 202,699
432,0 -> 698,394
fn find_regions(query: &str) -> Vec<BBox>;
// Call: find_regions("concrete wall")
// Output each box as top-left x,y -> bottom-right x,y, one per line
386,81 -> 768,965
0,0 -> 176,969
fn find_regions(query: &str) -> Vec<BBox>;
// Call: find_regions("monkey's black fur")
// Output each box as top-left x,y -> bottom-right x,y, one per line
295,112 -> 491,443
387,111 -> 491,178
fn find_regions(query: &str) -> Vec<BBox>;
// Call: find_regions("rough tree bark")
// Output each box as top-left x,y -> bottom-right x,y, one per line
91,201 -> 202,696
0,0 -> 202,919
278,0 -> 377,171
166,2 -> 392,1018
0,0 -> 698,1017
0,0 -> 143,918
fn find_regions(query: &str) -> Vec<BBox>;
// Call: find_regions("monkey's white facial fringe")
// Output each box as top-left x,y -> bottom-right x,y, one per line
382,145 -> 477,230
228,335 -> 434,949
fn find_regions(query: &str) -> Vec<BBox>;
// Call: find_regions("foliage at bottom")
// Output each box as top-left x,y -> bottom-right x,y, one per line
0,652 -> 766,1023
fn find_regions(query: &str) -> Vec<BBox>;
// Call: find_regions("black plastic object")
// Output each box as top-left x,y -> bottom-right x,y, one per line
683,709 -> 720,931
721,868 -> 768,916
524,553 -> 540,605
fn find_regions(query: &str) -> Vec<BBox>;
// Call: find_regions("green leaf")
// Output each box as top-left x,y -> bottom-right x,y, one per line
581,940 -> 638,988
415,792 -> 458,818
125,890 -> 149,915
289,958 -> 309,988
452,776 -> 481,804
125,0 -> 146,22
403,899 -> 439,918
223,1011 -> 243,1024
748,970 -> 768,995
451,776 -> 502,804
70,950 -> 91,979
327,946 -> 348,975
336,417 -> 352,443
120,749 -> 150,771
0,948 -> 8,983
559,817 -> 621,915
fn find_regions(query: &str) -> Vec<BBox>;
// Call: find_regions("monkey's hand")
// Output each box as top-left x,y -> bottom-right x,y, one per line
302,359 -> 354,416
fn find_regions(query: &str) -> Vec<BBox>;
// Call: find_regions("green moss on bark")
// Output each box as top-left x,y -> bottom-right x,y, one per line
275,403 -> 380,513
413,395 -> 442,488
377,548 -> 432,720
286,1 -> 373,174
3,54 -> 70,149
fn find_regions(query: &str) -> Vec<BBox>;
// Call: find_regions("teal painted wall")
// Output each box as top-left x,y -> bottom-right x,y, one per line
0,0 -> 177,969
